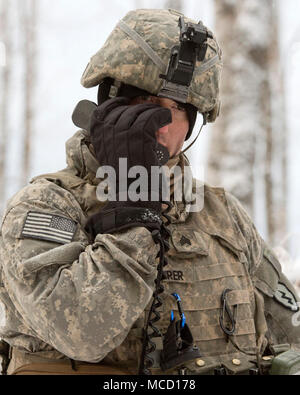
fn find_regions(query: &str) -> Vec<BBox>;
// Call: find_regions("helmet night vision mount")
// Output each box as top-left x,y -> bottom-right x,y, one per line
158,16 -> 213,104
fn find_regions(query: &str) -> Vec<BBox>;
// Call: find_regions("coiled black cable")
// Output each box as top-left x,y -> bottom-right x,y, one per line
138,199 -> 172,375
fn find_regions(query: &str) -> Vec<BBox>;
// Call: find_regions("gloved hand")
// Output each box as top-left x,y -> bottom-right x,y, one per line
85,97 -> 172,237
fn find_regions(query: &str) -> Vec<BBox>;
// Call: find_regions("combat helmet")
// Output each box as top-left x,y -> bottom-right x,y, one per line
79,9 -> 222,139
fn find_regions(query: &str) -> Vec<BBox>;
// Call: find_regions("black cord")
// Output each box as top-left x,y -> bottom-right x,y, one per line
138,200 -> 172,375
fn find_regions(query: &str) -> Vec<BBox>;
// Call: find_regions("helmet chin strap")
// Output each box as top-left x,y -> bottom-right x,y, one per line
179,112 -> 207,156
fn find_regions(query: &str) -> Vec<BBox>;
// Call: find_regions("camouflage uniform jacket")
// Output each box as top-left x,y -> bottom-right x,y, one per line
0,129 -> 299,374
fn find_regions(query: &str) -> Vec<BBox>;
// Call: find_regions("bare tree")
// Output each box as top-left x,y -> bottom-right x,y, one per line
268,6 -> 288,245
0,0 -> 12,214
19,0 -> 38,187
207,0 -> 286,244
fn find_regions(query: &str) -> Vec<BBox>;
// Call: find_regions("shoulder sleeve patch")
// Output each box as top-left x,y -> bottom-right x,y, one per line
274,282 -> 299,312
21,211 -> 77,245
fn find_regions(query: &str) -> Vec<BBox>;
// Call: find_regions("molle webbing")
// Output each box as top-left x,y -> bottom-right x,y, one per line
117,20 -> 166,72
121,187 -> 259,373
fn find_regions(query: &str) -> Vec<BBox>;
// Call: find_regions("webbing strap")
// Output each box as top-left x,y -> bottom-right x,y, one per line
117,20 -> 166,72
197,54 -> 220,74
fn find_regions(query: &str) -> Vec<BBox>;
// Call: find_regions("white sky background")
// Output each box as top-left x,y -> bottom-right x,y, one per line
2,0 -> 300,281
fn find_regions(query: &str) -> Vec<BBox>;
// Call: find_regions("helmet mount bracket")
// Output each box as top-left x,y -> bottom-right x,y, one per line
158,16 -> 212,104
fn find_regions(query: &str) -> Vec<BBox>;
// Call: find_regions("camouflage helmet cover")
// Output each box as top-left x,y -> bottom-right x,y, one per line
81,9 -> 222,122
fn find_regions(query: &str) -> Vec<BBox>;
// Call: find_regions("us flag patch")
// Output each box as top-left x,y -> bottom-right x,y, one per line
21,211 -> 77,244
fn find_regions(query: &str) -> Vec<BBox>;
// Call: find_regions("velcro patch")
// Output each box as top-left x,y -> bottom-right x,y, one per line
274,283 -> 299,312
21,211 -> 77,245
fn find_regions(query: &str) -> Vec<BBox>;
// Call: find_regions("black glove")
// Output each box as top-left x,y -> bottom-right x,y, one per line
85,97 -> 172,237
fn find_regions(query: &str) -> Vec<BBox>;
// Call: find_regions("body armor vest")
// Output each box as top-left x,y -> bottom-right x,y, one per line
101,186 -> 261,374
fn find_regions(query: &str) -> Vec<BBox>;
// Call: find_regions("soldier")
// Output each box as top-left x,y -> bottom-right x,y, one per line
0,9 -> 299,376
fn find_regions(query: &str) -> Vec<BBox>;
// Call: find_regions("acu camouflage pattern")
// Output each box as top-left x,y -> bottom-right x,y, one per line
0,129 -> 160,364
0,129 -> 299,374
81,9 -> 222,119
